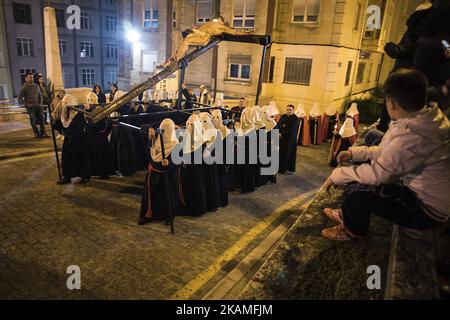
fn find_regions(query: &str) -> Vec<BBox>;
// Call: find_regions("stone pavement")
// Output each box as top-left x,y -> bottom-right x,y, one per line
0,129 -> 334,299
0,122 -> 61,159
239,188 -> 393,300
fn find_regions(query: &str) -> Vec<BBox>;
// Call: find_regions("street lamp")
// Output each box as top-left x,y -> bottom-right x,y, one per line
126,29 -> 140,42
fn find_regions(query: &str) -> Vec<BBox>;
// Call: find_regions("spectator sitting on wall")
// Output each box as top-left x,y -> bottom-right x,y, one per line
321,70 -> 449,241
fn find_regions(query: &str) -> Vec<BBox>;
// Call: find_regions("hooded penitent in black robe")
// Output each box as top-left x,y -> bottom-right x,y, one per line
237,130 -> 257,193
278,114 -> 300,174
61,112 -> 91,180
110,105 -> 139,176
203,141 -> 222,212
259,130 -> 277,186
89,115 -> 113,178
180,151 -> 208,217
139,155 -> 181,222
217,139 -> 229,207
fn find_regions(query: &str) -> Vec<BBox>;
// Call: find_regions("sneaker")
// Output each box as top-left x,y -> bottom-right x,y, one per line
41,133 -> 51,138
321,224 -> 363,242
323,208 -> 344,225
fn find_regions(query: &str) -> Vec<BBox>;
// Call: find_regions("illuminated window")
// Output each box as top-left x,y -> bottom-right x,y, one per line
228,54 -> 251,81
284,57 -> 312,85
233,0 -> 255,29
292,0 -> 320,23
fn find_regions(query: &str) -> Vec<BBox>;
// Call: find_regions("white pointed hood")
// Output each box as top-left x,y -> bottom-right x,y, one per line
238,106 -> 256,135
199,112 -> 218,147
339,118 -> 357,138
214,93 -> 224,107
211,109 -> 230,140
150,118 -> 178,162
87,92 -> 99,105
252,106 -> 265,130
346,103 -> 359,116
268,101 -> 280,116
295,103 -> 306,118
262,105 -> 277,132
183,114 -> 204,153
61,94 -> 79,128
309,103 -> 322,118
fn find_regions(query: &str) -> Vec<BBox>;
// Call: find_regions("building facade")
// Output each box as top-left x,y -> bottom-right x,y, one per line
2,0 -> 119,96
0,0 -> 13,99
118,0 -> 419,113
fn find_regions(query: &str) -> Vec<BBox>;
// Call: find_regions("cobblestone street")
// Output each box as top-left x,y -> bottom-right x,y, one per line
0,126 -> 332,299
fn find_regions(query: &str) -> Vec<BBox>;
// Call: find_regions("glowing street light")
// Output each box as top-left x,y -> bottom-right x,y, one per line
126,29 -> 140,42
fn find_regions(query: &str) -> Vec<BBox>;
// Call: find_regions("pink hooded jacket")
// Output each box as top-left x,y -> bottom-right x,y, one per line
331,105 -> 450,222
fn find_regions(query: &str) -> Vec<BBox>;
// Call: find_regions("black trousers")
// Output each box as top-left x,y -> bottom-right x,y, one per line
26,105 -> 46,136
342,182 -> 442,236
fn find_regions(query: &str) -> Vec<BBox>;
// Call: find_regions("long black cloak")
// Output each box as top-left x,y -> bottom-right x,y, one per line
278,114 -> 300,174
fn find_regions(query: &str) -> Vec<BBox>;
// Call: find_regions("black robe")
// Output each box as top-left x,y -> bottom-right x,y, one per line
236,130 -> 257,193
326,114 -> 338,141
216,136 -> 229,207
110,105 -> 139,176
259,130 -> 277,186
140,155 -> 181,222
61,113 -> 91,180
329,136 -> 354,168
279,115 -> 300,174
203,141 -> 222,211
89,116 -> 113,178
180,151 -> 208,217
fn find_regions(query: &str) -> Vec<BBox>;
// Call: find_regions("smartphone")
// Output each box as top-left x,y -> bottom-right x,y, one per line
442,40 -> 450,50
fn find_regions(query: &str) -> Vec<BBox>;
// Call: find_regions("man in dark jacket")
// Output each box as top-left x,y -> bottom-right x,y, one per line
18,72 -> 49,138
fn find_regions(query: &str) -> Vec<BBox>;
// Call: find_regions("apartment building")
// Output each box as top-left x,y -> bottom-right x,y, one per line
0,0 -> 13,99
118,0 -> 419,113
2,0 -> 119,96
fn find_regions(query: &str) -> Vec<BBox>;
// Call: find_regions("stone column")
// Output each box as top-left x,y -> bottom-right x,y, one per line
43,7 -> 64,90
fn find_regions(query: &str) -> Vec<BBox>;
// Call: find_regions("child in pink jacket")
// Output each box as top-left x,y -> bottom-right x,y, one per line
322,70 -> 450,241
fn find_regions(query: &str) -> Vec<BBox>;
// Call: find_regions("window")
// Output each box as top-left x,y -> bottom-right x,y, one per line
80,12 -> 93,30
143,0 -> 159,30
173,11 -> 177,29
292,0 -> 320,23
55,8 -> 66,28
105,0 -> 117,6
0,85 -> 5,99
80,41 -> 94,58
228,54 -> 251,81
82,68 -> 95,86
197,0 -> 213,24
283,57 -> 312,85
268,56 -> 275,83
233,0 -> 255,29
105,15 -> 118,32
62,68 -> 70,88
106,68 -> 118,85
16,38 -> 34,57
13,3 -> 32,24
356,62 -> 366,84
354,2 -> 362,30
59,40 -> 67,57
367,63 -> 373,83
19,68 -> 36,84
345,61 -> 353,86
106,42 -> 118,59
